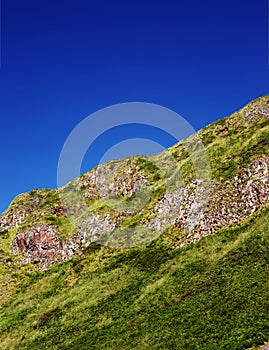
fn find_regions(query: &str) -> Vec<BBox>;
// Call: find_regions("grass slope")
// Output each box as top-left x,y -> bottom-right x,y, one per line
1,95 -> 268,349
1,207 -> 268,350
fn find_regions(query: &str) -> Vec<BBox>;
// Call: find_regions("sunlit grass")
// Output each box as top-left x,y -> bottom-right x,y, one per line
0,207 -> 268,349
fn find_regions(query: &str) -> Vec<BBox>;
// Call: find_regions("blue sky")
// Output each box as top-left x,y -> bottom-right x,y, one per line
0,0 -> 268,213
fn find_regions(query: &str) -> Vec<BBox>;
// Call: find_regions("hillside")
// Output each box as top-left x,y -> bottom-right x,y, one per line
0,95 -> 268,349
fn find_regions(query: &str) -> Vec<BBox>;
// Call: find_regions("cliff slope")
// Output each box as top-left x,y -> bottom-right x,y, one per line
0,95 -> 268,349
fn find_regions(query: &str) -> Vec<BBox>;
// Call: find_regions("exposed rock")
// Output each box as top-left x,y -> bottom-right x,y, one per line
77,213 -> 117,244
7,155 -> 269,268
143,155 -> 269,246
50,206 -> 66,217
112,165 -> 148,197
79,158 -> 148,199
242,103 -> 269,123
1,96 -> 268,269
145,178 -> 209,233
179,155 -> 269,245
11,225 -> 63,268
0,198 -> 41,231
10,224 -> 86,270
5,154 -> 269,269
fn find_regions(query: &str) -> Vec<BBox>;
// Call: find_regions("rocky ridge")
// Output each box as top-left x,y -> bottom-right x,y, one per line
0,95 -> 268,270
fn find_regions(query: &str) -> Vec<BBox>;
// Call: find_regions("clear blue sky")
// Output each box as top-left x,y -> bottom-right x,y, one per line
0,0 -> 268,213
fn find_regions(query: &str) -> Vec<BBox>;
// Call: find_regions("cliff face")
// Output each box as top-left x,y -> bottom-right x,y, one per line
0,95 -> 268,270
146,155 -> 269,246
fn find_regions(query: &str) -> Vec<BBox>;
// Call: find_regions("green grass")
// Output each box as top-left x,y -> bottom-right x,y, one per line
166,106 -> 269,184
0,207 -> 268,350
207,123 -> 269,181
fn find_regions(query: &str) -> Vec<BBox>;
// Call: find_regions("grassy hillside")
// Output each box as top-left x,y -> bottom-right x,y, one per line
0,95 -> 268,349
0,206 -> 268,349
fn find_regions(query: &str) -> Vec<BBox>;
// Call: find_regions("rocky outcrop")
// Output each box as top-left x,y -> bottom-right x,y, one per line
1,96 -> 268,269
50,206 -> 66,217
145,178 -> 208,233
179,156 -> 269,246
0,190 -> 55,231
144,156 -> 269,246
10,225 -> 63,266
9,155 -> 269,269
194,156 -> 269,240
0,197 -> 41,231
77,213 -> 118,243
79,158 -> 148,199
10,224 -> 87,270
242,102 -> 269,124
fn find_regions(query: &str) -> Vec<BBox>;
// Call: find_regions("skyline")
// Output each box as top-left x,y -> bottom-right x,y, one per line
0,0 -> 268,213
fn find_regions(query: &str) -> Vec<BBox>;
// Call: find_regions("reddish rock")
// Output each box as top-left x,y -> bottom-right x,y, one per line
11,225 -> 63,266
50,206 -> 66,217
